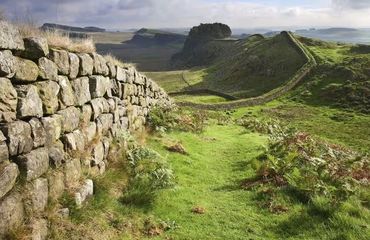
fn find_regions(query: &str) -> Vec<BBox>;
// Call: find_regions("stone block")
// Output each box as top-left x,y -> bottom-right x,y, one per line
29,118 -> 47,148
1,120 -> 33,156
25,178 -> 48,213
57,106 -> 80,133
75,179 -> 93,208
0,163 -> 19,199
106,61 -> 116,78
96,113 -> 113,136
77,53 -> 93,76
71,77 -> 91,106
91,53 -> 109,76
41,115 -> 63,145
0,131 -> 8,163
0,50 -> 17,78
116,67 -> 127,82
81,104 -> 92,126
48,140 -> 65,168
57,75 -> 75,109
89,75 -> 111,98
21,37 -> 49,60
15,84 -> 43,118
83,122 -> 97,143
91,141 -> 104,166
16,148 -> 49,181
0,77 -> 17,123
90,97 -> 109,119
35,80 -> 60,115
38,57 -> 58,81
50,49 -> 69,75
68,52 -> 79,79
62,130 -> 85,152
0,192 -> 24,236
13,57 -> 39,82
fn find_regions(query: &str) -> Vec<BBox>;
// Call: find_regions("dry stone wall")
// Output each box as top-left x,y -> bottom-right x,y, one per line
0,21 -> 171,239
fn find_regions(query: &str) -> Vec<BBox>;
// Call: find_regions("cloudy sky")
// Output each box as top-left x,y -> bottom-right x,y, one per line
1,0 -> 370,30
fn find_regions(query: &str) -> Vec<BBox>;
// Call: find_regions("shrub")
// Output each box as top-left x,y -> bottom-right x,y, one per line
147,106 -> 208,133
176,110 -> 208,133
147,106 -> 177,132
245,126 -> 369,208
104,54 -> 135,68
122,146 -> 174,205
238,117 -> 289,138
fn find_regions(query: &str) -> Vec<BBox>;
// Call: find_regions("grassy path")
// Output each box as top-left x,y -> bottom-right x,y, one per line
60,123 -> 369,240
147,125 -> 271,239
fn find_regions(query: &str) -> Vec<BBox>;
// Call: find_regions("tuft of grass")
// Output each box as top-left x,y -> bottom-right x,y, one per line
15,22 -> 96,53
104,53 -> 136,68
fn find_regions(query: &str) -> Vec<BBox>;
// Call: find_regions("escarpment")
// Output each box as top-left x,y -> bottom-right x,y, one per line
0,20 -> 172,239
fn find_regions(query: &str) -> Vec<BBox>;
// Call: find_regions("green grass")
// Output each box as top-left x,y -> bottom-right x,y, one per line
51,118 -> 369,240
178,33 -> 306,98
232,100 -> 370,152
173,94 -> 228,104
145,71 -> 189,92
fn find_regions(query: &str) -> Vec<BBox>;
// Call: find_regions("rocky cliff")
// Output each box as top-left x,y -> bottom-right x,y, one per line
0,21 -> 171,239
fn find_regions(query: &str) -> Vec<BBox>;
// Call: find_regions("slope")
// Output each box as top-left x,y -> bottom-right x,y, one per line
288,36 -> 370,113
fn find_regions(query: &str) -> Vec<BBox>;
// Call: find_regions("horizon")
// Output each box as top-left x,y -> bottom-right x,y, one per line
1,0 -> 370,30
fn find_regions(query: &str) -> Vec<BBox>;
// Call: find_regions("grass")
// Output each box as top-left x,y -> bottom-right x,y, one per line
50,111 -> 369,239
15,22 -> 96,53
144,71 -> 189,92
96,43 -> 182,71
232,99 -> 370,152
173,94 -> 228,104
145,69 -> 206,93
171,33 -> 306,98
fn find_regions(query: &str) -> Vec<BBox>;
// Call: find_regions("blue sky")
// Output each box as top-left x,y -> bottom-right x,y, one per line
1,0 -> 370,29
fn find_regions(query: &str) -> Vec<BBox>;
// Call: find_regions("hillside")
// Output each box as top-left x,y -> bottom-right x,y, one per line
172,32 -> 306,98
128,28 -> 186,46
41,23 -> 105,32
288,36 -> 370,113
172,23 -> 233,67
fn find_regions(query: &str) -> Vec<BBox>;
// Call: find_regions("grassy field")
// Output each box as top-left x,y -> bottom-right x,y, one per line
145,69 -> 206,92
173,94 -> 228,104
49,31 -> 370,240
232,100 -> 370,152
89,32 -> 134,44
50,102 -> 369,240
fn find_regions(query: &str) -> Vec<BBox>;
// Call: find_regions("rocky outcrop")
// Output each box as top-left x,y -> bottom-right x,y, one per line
0,21 -> 172,238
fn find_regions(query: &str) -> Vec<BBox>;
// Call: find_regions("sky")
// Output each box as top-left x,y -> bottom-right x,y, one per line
1,0 -> 370,30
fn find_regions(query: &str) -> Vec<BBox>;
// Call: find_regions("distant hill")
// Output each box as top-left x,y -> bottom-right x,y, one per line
172,23 -> 233,67
295,27 -> 370,44
41,23 -> 106,32
173,29 -> 307,98
127,28 -> 186,46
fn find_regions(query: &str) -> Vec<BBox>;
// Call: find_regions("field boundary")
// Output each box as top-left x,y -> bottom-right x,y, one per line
175,32 -> 317,110
169,89 -> 238,100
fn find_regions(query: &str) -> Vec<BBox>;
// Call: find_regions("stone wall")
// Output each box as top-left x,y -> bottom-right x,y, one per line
176,31 -> 317,110
0,21 -> 171,239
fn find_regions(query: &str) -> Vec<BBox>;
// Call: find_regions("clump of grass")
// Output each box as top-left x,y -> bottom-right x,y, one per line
147,106 -> 208,133
15,21 -> 96,53
104,54 -> 135,68
245,122 -> 369,209
122,146 -> 174,205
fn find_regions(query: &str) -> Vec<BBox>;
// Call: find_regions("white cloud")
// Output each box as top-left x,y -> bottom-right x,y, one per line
1,0 -> 370,29
332,0 -> 370,9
